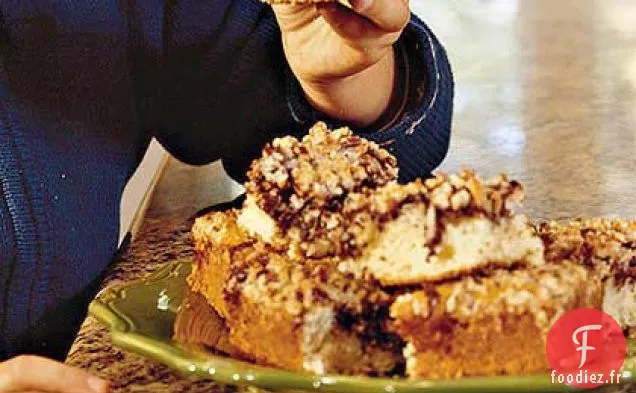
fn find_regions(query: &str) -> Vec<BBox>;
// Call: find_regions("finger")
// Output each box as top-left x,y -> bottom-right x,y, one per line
349,0 -> 410,33
0,356 -> 110,393
316,3 -> 387,45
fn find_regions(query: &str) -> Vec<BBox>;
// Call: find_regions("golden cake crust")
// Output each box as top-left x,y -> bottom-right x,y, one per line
390,263 -> 603,379
538,218 -> 636,335
189,209 -> 252,320
173,288 -> 248,360
188,209 -> 403,375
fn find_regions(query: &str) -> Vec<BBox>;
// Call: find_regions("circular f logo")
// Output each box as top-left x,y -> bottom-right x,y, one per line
546,308 -> 626,388
572,324 -> 602,368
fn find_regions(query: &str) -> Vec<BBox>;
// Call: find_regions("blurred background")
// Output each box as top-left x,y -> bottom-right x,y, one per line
120,0 -> 636,244
420,0 -> 636,222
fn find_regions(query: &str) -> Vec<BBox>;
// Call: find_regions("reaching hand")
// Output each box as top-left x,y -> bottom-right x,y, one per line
0,356 -> 110,393
272,0 -> 411,126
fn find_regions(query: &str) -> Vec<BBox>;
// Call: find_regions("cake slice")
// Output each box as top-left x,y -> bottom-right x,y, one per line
222,246 -> 402,376
605,263 -> 636,339
189,209 -> 249,321
390,262 -> 603,379
173,288 -> 246,359
240,121 -> 398,258
335,172 -> 545,285
188,209 -> 403,376
538,219 -> 636,337
239,122 -> 545,285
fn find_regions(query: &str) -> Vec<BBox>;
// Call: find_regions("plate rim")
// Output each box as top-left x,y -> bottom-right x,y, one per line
89,259 -> 633,393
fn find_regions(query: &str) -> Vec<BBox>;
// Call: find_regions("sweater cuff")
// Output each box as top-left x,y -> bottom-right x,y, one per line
284,57 -> 348,132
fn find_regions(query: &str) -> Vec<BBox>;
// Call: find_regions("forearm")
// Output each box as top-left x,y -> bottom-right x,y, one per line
301,48 -> 395,127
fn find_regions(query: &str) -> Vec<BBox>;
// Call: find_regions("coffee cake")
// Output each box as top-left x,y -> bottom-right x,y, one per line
189,210 -> 403,376
538,219 -> 636,337
336,171 -> 545,285
241,124 -> 544,284
178,122 -> 629,381
391,262 -> 602,379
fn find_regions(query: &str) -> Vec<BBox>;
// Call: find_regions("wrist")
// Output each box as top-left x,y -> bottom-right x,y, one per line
363,41 -> 410,132
299,48 -> 396,127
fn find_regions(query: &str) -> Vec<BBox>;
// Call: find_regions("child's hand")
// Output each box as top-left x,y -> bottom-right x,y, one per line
272,0 -> 410,127
0,355 -> 110,393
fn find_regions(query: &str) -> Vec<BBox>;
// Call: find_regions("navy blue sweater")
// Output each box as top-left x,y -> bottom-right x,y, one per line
0,0 -> 453,359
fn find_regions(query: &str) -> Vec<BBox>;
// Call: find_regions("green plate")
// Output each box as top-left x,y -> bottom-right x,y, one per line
89,260 -> 635,393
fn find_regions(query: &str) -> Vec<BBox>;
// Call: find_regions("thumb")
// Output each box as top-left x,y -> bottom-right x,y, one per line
0,356 -> 110,393
349,0 -> 410,33
270,4 -> 318,32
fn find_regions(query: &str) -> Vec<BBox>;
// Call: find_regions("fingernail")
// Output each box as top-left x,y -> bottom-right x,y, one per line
350,0 -> 373,12
88,376 -> 110,393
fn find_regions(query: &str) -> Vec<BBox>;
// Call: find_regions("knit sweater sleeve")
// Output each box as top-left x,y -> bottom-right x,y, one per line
154,2 -> 454,182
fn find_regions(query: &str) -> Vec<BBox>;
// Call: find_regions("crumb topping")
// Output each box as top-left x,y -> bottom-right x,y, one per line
192,209 -> 248,248
245,122 -> 398,229
223,240 -> 392,318
440,264 -> 590,327
538,218 -> 636,286
392,262 -> 599,336
221,239 -> 401,348
244,120 -> 525,261
280,170 -> 526,259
